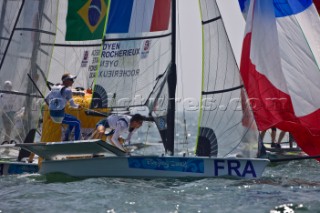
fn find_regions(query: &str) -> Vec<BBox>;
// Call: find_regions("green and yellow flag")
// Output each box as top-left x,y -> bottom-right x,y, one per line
66,0 -> 109,41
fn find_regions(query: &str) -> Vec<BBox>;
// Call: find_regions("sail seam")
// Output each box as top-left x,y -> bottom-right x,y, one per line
104,32 -> 171,42
202,85 -> 244,95
40,43 -> 101,47
41,33 -> 172,47
202,16 -> 221,25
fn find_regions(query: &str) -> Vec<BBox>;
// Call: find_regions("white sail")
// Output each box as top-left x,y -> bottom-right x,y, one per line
196,0 -> 258,158
47,0 -> 103,89
0,0 -> 58,143
92,0 -> 172,110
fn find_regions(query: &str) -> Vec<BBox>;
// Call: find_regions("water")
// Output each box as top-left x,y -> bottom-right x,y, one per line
1,160 -> 320,213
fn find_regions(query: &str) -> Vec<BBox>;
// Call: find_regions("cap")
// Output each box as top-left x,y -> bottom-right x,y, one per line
61,73 -> 77,82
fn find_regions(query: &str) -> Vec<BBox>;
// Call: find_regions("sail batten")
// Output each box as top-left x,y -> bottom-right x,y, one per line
202,85 -> 244,95
202,16 -> 221,25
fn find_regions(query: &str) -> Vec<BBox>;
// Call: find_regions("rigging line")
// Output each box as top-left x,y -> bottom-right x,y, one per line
27,73 -> 48,105
0,0 -> 25,71
145,67 -> 169,106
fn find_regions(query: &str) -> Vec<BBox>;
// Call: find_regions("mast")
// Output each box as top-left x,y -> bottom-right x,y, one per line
166,0 -> 177,155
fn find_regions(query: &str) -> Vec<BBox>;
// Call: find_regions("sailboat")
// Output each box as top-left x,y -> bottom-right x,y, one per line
1,0 -> 269,178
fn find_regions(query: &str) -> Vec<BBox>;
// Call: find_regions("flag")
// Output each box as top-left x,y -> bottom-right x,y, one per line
239,0 -> 320,158
66,0 -> 109,41
106,0 -> 171,34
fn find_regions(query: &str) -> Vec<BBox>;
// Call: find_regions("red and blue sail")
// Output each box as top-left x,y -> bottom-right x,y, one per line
239,0 -> 320,158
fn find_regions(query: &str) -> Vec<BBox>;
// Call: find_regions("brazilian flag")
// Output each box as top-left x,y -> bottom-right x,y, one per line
66,0 -> 109,41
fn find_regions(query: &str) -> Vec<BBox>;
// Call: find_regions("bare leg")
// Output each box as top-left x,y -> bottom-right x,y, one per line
260,130 -> 266,141
271,129 -> 276,143
277,131 -> 286,145
91,130 -> 104,139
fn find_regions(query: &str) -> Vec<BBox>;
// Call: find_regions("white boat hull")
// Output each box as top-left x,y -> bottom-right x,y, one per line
40,156 -> 269,179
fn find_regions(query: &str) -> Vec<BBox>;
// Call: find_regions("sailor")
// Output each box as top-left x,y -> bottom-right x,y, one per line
0,81 -> 24,143
45,73 -> 81,141
92,113 -> 144,151
260,127 -> 278,148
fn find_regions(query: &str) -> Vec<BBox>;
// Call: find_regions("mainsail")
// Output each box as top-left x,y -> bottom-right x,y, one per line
196,0 -> 258,158
0,0 -> 57,143
91,0 -> 175,154
47,0 -> 108,89
239,0 -> 320,158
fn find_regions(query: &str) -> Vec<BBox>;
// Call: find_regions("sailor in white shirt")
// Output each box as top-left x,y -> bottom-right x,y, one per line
93,114 -> 144,151
0,81 -> 23,143
45,73 -> 81,140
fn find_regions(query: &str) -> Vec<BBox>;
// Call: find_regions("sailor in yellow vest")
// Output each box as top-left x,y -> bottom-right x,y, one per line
92,114 -> 144,151
45,73 -> 82,140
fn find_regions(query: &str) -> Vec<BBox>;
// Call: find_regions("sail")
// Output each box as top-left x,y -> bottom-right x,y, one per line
239,0 -> 320,158
0,0 -> 19,62
47,0 -> 108,89
90,0 -> 174,152
91,0 -> 172,109
196,0 -> 258,158
0,0 -> 58,143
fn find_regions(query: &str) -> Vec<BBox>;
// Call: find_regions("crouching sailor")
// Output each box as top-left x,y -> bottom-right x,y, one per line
45,73 -> 81,141
92,114 -> 144,152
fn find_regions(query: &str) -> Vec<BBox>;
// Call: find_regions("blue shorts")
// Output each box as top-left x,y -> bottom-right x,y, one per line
50,109 -> 65,123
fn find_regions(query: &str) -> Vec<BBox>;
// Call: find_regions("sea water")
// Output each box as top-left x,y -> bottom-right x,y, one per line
1,113 -> 320,213
1,160 -> 320,213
